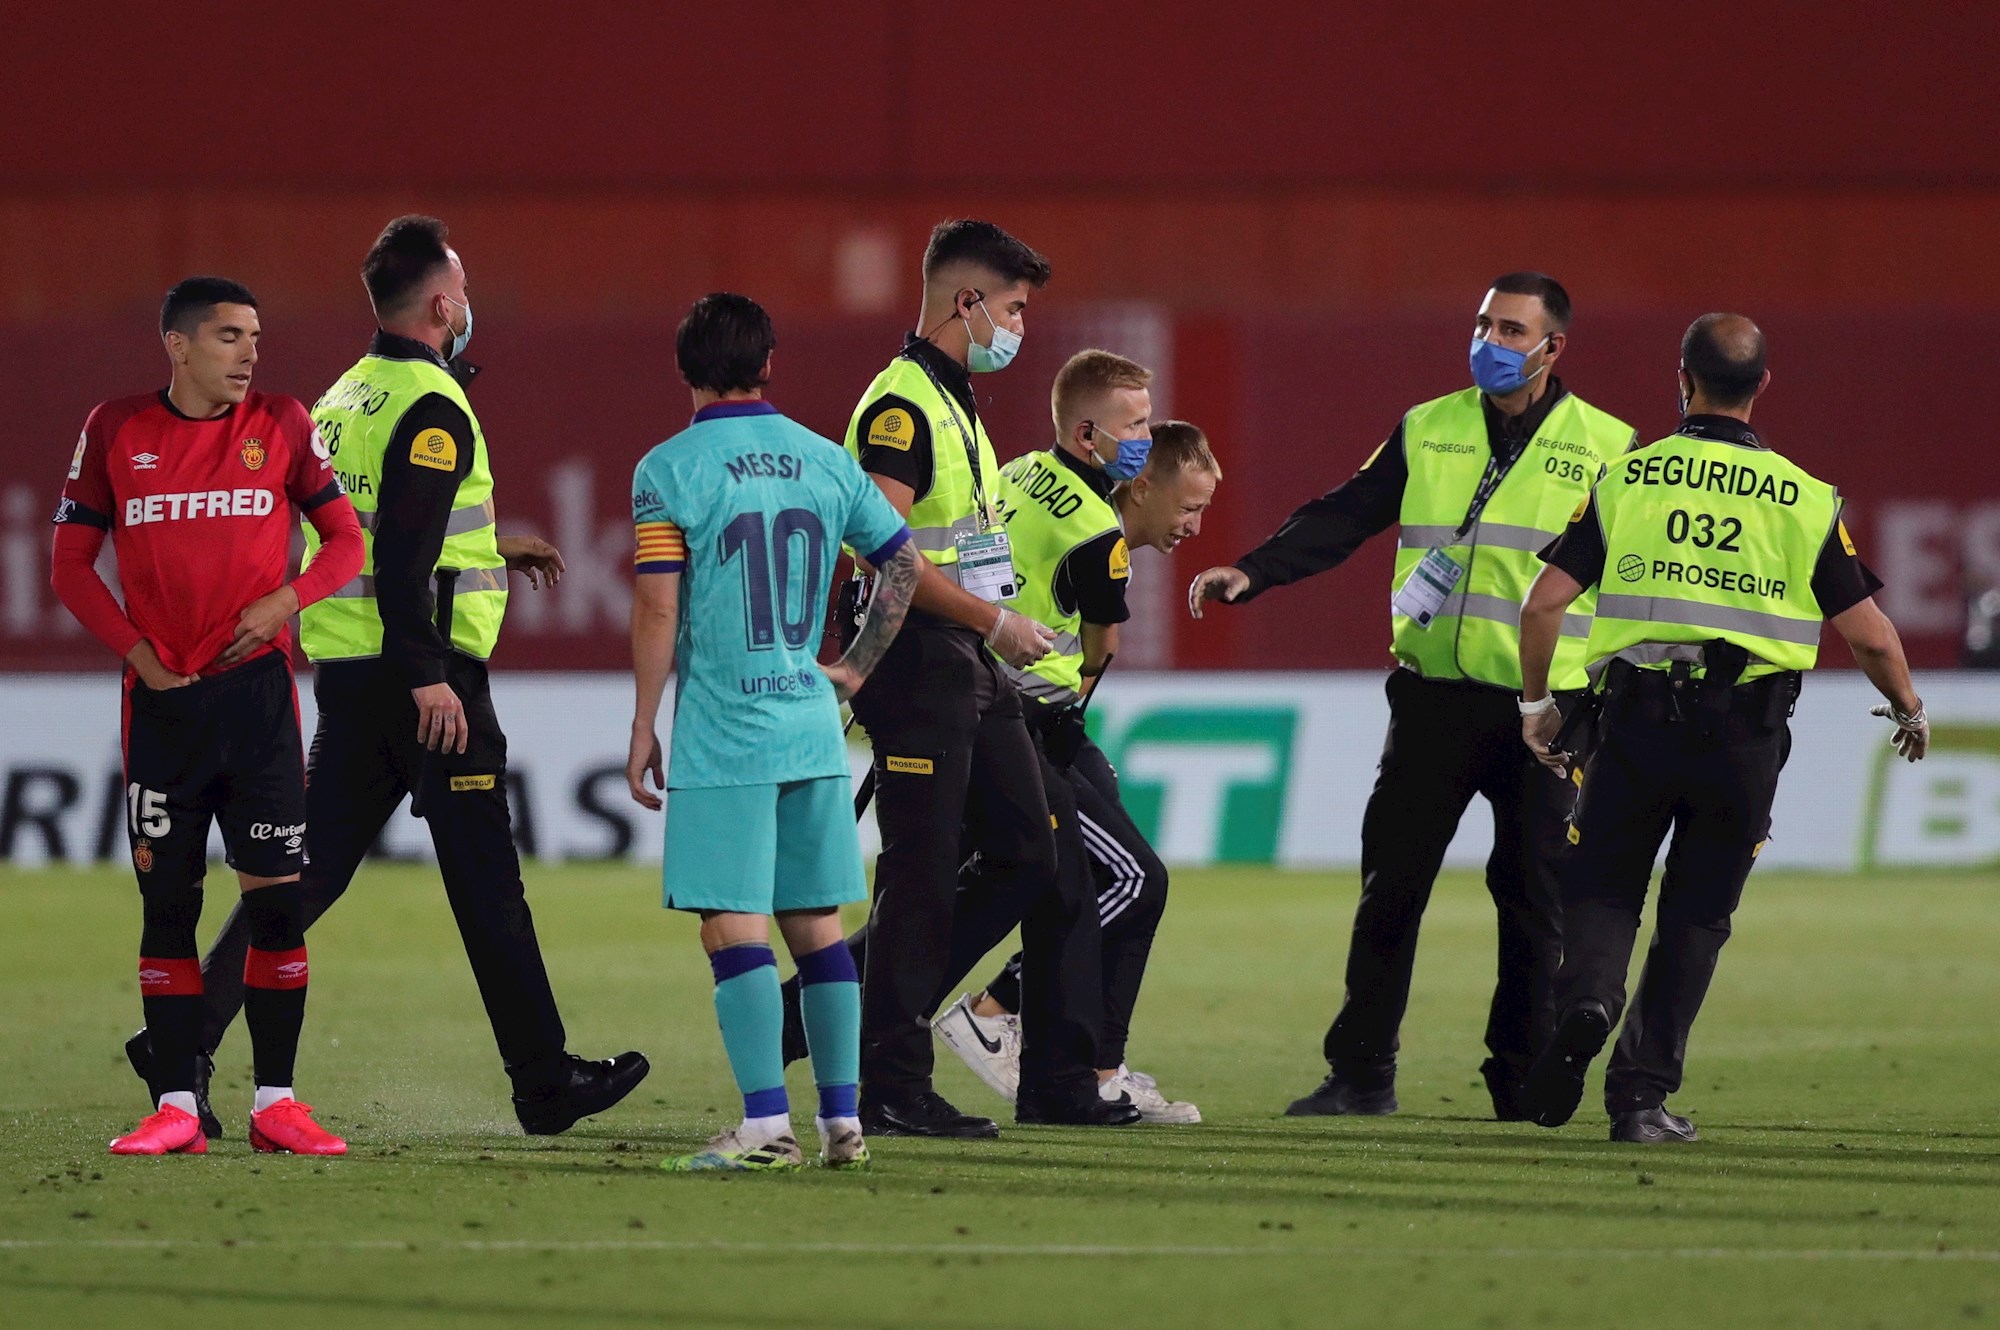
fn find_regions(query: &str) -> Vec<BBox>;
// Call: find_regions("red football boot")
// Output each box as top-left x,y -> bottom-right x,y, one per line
109,1104 -> 207,1156
248,1099 -> 347,1156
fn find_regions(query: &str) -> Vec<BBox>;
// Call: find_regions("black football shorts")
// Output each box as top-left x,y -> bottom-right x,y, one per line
121,650 -> 307,886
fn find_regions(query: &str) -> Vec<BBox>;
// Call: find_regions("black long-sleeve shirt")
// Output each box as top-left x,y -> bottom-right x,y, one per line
1233,378 -> 1575,601
364,331 -> 480,688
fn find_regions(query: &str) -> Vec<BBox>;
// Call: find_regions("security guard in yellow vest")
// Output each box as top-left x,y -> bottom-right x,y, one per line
182,217 -> 648,1136
1518,313 -> 1928,1143
937,409 -> 1221,1127
843,220 -> 1135,1137
1190,273 -> 1636,1120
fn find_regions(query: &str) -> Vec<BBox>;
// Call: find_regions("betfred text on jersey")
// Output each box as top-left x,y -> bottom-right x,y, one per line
124,489 -> 276,526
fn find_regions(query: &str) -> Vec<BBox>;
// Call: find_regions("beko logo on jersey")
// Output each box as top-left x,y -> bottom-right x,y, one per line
124,489 -> 275,525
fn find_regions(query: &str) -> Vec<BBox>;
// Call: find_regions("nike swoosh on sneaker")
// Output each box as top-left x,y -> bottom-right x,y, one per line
962,1009 -> 1004,1055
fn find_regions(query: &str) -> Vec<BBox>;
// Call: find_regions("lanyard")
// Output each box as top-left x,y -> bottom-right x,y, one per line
910,354 -> 993,526
1452,443 -> 1524,541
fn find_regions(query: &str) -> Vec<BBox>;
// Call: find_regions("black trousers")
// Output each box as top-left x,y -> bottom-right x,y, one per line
849,621 -> 1081,1098
986,735 -> 1168,1070
1556,682 -> 1790,1113
1322,668 -> 1577,1089
193,656 -> 567,1071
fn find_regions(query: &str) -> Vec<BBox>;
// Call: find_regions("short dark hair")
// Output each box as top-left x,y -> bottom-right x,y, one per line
1681,313 -> 1767,408
676,292 -> 775,394
362,215 -> 453,317
160,277 -> 257,337
922,220 -> 1052,289
1148,420 -> 1222,481
1488,271 -> 1572,332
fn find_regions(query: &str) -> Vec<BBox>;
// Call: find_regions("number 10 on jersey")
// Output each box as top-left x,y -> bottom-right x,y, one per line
720,508 -> 827,652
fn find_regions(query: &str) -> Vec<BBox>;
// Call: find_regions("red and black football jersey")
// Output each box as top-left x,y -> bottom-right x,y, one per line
54,390 -> 344,675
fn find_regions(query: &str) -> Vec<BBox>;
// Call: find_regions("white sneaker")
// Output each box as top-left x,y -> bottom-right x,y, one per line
932,993 -> 1021,1103
1101,1065 -> 1201,1124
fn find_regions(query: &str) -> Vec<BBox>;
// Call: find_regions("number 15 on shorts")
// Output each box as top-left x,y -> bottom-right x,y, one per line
127,783 -> 171,837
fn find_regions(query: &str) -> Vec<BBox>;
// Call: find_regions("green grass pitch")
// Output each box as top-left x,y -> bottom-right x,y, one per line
1,862 -> 1994,1328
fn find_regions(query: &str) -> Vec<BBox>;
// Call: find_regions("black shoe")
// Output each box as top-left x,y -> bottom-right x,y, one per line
779,978 -> 809,1067
1284,1071 -> 1397,1117
1609,1105 -> 1698,1144
125,1028 -> 223,1139
1522,1000 -> 1611,1128
1015,1086 -> 1143,1127
511,1051 -> 651,1136
1481,1059 -> 1530,1122
859,1090 -> 1000,1139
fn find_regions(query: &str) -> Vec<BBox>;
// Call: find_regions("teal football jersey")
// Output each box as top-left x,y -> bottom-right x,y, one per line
632,401 -> 909,789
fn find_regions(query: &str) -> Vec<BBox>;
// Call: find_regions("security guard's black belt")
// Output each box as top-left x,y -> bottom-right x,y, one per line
1602,644 -> 1799,735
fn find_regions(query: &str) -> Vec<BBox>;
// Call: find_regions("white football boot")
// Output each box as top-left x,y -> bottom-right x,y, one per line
932,993 -> 1022,1103
1101,1065 -> 1201,1124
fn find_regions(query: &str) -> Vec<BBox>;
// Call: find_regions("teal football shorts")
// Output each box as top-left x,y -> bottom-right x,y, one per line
662,775 -> 866,915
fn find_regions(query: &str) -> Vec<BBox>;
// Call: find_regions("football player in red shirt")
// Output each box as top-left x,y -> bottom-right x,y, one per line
51,277 -> 365,1157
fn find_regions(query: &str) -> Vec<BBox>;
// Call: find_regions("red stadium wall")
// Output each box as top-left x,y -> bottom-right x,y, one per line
4,4 -> 1993,672
2,308 -> 1987,673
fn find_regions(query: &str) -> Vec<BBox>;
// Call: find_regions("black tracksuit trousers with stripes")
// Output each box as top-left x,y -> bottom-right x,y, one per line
981,736 -> 1167,1070
812,734 -> 1166,1073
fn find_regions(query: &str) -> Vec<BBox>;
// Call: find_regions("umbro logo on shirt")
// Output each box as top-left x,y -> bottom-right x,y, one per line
131,452 -> 160,470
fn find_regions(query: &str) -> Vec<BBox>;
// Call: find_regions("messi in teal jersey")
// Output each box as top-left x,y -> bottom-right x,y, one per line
631,401 -> 910,791
625,291 -> 925,1175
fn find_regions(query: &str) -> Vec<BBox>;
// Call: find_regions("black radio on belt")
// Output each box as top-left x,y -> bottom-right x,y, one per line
829,573 -> 872,655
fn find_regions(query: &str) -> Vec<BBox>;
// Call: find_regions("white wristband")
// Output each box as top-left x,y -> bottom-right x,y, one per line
1518,694 -> 1558,716
985,605 -> 1011,647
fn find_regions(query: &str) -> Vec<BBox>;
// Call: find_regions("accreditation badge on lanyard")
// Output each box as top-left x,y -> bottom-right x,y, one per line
1391,547 -> 1465,627
955,526 -> 1018,603
922,357 -> 1019,603
1391,446 -> 1512,628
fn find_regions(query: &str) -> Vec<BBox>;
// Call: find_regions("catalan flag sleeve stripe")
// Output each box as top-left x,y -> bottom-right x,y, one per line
635,521 -> 687,573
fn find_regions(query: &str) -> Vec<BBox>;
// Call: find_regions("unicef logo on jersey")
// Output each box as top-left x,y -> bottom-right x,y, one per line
739,670 -> 821,696
1617,554 -> 1647,583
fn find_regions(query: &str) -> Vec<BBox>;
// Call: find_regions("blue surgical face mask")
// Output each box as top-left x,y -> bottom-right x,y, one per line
442,295 -> 473,360
1468,333 -> 1549,396
965,299 -> 1021,373
1101,430 -> 1154,481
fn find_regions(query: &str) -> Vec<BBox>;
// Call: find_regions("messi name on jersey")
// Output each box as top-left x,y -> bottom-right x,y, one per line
725,452 -> 804,483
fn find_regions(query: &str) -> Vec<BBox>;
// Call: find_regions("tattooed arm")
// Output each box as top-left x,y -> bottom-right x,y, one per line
823,539 -> 925,703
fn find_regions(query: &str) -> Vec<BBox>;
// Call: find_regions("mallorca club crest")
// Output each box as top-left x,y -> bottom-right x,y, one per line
134,839 -> 155,873
240,437 -> 267,471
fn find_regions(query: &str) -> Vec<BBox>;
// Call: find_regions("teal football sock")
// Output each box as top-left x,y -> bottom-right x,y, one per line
796,941 -> 860,1119
709,945 -> 788,1120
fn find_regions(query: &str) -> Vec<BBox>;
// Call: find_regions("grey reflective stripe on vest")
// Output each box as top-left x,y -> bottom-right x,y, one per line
352,499 -> 496,537
1000,661 -> 1080,705
325,565 -> 508,599
1436,589 -> 1592,638
1048,629 -> 1082,656
1593,593 -> 1822,646
909,513 -> 984,553
1399,522 -> 1561,553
